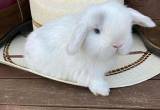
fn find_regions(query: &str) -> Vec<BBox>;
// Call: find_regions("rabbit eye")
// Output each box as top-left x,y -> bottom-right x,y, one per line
94,28 -> 100,34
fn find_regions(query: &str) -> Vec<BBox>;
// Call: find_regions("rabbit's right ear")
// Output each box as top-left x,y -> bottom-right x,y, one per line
128,8 -> 156,27
67,21 -> 88,55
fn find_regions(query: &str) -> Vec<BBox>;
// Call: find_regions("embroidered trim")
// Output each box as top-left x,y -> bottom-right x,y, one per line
107,52 -> 151,76
3,39 -> 25,67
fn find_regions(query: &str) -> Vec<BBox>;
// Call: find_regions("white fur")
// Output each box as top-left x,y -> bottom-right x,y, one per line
25,1 -> 155,96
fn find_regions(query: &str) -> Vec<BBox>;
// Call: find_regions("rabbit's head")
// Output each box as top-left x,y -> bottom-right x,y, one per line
67,1 -> 155,60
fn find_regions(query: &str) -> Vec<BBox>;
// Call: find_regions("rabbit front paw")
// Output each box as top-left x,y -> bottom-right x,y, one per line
89,79 -> 110,96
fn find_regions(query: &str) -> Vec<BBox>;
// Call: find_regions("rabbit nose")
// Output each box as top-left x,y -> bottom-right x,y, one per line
113,43 -> 123,48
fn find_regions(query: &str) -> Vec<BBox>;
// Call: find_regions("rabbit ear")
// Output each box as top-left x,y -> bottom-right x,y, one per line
128,8 -> 156,27
67,10 -> 105,55
67,22 -> 88,55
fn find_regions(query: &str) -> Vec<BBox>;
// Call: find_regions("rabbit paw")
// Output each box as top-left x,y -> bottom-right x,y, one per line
89,79 -> 110,96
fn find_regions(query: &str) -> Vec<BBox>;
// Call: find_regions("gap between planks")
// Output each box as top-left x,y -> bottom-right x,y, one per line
0,105 -> 131,110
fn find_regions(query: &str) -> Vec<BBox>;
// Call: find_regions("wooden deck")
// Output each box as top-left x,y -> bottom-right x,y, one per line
0,64 -> 160,110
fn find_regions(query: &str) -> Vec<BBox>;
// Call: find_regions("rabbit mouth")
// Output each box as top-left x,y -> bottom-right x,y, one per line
113,44 -> 123,48
113,41 -> 124,49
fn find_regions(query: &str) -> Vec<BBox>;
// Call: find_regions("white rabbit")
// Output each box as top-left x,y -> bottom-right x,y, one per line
25,0 -> 155,96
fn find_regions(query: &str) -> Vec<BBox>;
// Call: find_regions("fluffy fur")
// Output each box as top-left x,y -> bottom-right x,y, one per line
25,0 -> 155,96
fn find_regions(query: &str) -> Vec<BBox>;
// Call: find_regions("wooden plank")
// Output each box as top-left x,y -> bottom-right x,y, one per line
0,79 -> 160,109
0,105 -> 123,110
0,64 -> 160,80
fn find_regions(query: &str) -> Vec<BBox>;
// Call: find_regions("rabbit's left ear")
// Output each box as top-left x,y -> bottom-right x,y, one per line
128,8 -> 156,27
67,21 -> 88,55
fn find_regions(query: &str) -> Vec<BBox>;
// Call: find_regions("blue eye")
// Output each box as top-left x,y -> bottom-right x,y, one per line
94,28 -> 100,34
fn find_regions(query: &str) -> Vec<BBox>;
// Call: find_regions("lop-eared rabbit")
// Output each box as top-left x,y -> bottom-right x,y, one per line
25,0 -> 155,96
